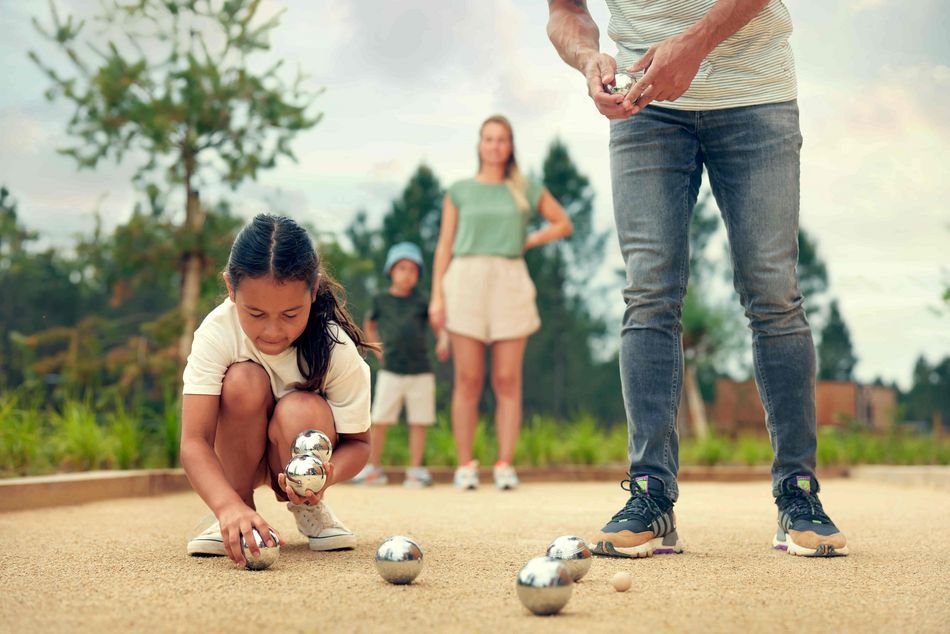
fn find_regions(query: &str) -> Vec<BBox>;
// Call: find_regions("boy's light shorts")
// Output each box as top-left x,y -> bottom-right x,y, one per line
371,370 -> 436,425
443,255 -> 541,343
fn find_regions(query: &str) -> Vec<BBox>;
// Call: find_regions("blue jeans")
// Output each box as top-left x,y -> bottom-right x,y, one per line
609,101 -> 817,502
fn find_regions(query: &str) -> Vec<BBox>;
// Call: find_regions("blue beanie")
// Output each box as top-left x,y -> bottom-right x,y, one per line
384,242 -> 425,277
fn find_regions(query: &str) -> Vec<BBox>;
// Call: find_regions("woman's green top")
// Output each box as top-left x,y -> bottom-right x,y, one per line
447,178 -> 544,258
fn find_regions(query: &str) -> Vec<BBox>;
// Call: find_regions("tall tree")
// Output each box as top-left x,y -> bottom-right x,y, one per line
31,0 -> 320,365
902,356 -> 950,430
523,139 -> 620,421
817,300 -> 857,380
797,227 -> 829,322
380,165 -> 444,275
680,192 -> 745,438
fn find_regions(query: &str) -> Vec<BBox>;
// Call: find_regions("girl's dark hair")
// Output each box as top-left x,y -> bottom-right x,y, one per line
226,213 -> 376,392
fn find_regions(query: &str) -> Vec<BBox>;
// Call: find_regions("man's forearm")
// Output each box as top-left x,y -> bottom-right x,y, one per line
547,0 -> 600,73
686,0 -> 771,57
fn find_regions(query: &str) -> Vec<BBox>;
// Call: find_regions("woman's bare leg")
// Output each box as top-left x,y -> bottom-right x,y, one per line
490,337 -> 527,464
450,333 -> 486,465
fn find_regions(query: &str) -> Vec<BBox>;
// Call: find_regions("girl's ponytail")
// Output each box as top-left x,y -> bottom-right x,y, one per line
293,271 -> 374,393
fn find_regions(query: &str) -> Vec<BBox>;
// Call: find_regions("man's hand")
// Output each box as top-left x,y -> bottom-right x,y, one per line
580,52 -> 631,120
623,32 -> 708,114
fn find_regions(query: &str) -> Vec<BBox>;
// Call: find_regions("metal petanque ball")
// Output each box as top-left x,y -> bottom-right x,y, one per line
375,536 -> 424,585
608,71 -> 634,95
241,527 -> 280,571
284,454 -> 328,497
545,535 -> 592,582
291,429 -> 332,463
516,557 -> 574,616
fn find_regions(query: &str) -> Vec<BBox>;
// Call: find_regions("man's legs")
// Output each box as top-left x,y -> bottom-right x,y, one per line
611,106 -> 704,502
592,106 -> 701,557
699,101 -> 817,492
701,100 -> 847,556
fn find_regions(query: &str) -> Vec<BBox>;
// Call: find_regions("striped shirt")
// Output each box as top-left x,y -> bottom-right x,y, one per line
604,0 -> 796,110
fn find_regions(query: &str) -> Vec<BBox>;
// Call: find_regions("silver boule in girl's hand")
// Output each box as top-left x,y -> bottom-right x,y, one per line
291,429 -> 332,463
241,527 -> 280,571
284,454 -> 327,497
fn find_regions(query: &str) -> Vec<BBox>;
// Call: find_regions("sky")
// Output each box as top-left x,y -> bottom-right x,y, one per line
0,0 -> 948,390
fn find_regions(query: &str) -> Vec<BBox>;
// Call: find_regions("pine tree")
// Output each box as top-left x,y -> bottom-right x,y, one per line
817,300 -> 857,380
30,0 -> 320,365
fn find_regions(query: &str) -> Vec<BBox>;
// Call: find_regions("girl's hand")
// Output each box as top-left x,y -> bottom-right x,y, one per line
278,460 -> 336,506
429,297 -> 446,331
217,502 -> 282,567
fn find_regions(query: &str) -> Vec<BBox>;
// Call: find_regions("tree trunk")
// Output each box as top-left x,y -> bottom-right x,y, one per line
177,153 -> 205,368
684,363 -> 709,440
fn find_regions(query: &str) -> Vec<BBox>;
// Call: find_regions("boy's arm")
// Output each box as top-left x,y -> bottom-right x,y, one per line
363,319 -> 383,362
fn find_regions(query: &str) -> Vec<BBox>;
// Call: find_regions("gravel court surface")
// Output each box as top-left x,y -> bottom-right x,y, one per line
1,480 -> 948,633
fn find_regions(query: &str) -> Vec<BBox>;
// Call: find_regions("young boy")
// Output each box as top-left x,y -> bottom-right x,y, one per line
354,242 -> 449,488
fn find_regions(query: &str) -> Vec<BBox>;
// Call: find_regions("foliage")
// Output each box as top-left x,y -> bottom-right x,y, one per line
30,0 -> 320,362
901,356 -> 950,429
5,392 -> 949,477
817,300 -> 858,380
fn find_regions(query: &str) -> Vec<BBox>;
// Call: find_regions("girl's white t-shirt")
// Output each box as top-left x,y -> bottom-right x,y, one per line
182,298 -> 371,434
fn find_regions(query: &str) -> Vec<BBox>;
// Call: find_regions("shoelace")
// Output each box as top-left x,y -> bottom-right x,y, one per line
779,487 -> 832,524
611,478 -> 665,523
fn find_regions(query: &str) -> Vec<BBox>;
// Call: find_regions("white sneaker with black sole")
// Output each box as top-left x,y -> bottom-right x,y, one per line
453,460 -> 479,490
493,462 -> 519,490
288,501 -> 357,551
186,512 -> 226,557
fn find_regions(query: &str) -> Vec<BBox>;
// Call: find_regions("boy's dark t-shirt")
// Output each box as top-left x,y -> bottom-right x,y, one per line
366,289 -> 431,375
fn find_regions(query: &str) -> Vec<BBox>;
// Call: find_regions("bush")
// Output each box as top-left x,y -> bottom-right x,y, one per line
3,394 -> 950,477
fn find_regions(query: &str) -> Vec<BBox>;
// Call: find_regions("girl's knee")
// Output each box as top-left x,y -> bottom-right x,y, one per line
270,391 -> 336,444
221,362 -> 272,415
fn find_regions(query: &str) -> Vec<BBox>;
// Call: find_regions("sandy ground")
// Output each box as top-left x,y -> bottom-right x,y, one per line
1,479 -> 948,634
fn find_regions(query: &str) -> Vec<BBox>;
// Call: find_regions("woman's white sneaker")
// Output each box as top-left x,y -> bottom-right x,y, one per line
186,512 -> 226,557
454,460 -> 479,490
493,462 -> 519,490
287,501 -> 357,551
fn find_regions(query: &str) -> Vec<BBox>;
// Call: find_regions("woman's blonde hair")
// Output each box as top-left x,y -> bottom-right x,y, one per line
478,114 -> 530,213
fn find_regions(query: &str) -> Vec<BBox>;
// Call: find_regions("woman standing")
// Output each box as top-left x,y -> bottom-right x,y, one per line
429,115 -> 573,491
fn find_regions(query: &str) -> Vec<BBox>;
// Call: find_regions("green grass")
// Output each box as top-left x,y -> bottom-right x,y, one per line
2,393 -> 949,477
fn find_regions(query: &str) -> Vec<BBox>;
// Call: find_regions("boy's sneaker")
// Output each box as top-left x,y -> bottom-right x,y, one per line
186,512 -> 226,557
351,463 -> 388,486
591,475 -> 683,558
773,474 -> 848,557
453,460 -> 479,490
404,466 -> 434,488
493,462 -> 519,490
288,501 -> 357,551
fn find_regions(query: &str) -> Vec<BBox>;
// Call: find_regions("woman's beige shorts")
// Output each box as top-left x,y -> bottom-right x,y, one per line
443,255 -> 541,343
